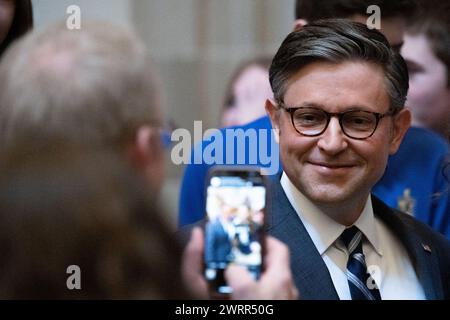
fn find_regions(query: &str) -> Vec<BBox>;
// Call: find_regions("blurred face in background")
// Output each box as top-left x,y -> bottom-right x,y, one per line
401,32 -> 450,136
0,0 -> 14,44
348,15 -> 406,52
221,64 -> 273,127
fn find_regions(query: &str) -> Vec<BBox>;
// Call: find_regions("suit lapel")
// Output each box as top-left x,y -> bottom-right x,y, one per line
372,196 -> 444,299
266,175 -> 339,299
265,176 -> 444,299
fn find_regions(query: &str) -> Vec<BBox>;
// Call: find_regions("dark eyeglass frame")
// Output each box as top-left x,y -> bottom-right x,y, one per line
279,103 -> 396,140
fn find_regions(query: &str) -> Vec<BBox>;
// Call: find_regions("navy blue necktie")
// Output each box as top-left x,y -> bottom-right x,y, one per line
341,226 -> 381,300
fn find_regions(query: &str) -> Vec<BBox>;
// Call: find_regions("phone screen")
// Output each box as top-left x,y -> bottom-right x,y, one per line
204,169 -> 266,295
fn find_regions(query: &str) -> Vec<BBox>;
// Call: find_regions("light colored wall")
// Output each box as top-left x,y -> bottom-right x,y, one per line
131,0 -> 294,132
31,0 -> 295,226
33,0 -> 132,29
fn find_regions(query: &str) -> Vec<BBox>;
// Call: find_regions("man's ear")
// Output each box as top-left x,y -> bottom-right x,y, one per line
389,108 -> 411,154
128,125 -> 166,191
265,98 -> 281,143
293,19 -> 308,31
128,126 -> 161,170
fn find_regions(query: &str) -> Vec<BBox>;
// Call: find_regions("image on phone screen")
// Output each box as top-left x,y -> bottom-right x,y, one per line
204,170 -> 265,295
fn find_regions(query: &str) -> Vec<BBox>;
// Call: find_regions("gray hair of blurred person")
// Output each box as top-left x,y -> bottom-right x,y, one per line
269,19 -> 409,114
0,20 -> 163,152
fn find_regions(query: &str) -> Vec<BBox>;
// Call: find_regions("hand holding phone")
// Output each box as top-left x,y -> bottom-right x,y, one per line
203,167 -> 266,296
181,227 -> 298,300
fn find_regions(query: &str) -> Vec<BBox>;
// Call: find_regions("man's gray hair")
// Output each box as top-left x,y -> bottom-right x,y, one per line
269,19 -> 409,113
0,21 -> 162,150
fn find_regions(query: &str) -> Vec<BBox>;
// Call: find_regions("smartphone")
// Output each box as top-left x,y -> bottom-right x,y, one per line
203,166 -> 266,296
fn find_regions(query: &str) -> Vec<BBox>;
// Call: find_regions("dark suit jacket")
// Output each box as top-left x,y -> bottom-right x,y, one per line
266,175 -> 450,300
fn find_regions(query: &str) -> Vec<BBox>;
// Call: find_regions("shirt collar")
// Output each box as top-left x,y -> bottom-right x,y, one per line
280,172 -> 382,256
352,196 -> 382,256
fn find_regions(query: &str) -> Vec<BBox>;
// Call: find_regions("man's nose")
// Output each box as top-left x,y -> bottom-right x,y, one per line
316,117 -> 348,155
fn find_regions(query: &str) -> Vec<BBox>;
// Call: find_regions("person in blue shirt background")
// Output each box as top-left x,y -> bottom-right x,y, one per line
178,0 -> 450,239
179,118 -> 450,237
400,0 -> 450,140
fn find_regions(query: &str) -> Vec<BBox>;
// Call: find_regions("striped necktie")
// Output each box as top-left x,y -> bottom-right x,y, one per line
341,226 -> 381,300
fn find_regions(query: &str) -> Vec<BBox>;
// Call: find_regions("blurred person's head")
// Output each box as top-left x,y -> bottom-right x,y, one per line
220,57 -> 272,127
0,0 -> 33,56
400,0 -> 450,137
294,0 -> 417,52
0,21 -> 165,192
0,140 -> 187,299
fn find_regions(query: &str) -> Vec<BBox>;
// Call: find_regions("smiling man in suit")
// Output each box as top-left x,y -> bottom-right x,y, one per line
264,19 -> 450,300
179,0 -> 450,242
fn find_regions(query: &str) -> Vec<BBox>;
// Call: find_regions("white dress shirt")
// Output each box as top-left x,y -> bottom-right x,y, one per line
280,172 -> 426,300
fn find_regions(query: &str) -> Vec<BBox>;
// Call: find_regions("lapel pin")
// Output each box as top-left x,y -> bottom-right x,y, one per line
397,188 -> 416,216
422,244 -> 432,253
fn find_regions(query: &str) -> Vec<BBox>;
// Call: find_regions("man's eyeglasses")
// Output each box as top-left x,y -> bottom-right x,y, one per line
279,104 -> 395,140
